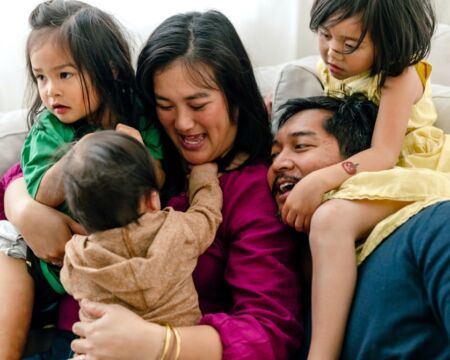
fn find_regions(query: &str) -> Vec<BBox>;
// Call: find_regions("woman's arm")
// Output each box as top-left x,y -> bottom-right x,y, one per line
71,300 -> 222,360
5,177 -> 85,265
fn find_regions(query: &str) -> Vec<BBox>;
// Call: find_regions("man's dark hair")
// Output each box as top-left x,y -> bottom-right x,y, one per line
63,130 -> 159,233
277,94 -> 378,158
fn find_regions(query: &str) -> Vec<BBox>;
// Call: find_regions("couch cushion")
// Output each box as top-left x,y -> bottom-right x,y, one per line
270,58 -> 450,135
429,24 -> 450,88
0,109 -> 28,176
271,62 -> 323,131
433,84 -> 450,133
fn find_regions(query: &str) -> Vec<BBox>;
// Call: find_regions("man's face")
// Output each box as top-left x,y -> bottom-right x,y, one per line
268,109 -> 345,211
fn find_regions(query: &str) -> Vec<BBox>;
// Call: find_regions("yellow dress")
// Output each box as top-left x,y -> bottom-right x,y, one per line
317,59 -> 450,264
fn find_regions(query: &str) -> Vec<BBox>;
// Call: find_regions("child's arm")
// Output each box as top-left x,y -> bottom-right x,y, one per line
5,177 -> 86,265
282,66 -> 424,232
35,158 -> 66,207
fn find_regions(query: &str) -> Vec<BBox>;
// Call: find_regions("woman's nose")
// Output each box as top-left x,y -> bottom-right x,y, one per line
174,108 -> 195,132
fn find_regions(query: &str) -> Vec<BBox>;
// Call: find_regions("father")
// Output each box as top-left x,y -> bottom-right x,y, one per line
268,95 -> 450,359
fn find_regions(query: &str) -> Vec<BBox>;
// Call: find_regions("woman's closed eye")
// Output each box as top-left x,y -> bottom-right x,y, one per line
156,103 -> 174,111
190,102 -> 209,111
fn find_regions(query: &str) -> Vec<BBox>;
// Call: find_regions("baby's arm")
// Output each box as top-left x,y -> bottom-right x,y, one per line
184,163 -> 223,255
283,66 -> 424,231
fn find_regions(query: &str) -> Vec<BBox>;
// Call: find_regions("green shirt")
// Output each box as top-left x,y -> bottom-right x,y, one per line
21,109 -> 163,201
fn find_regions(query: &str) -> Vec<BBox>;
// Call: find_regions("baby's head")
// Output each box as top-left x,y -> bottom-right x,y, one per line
310,0 -> 435,83
63,130 -> 160,234
26,0 -> 136,129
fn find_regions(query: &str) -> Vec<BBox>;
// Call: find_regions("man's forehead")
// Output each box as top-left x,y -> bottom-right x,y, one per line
275,109 -> 332,141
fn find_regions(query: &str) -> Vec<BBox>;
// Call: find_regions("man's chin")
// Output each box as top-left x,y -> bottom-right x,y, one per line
275,191 -> 290,213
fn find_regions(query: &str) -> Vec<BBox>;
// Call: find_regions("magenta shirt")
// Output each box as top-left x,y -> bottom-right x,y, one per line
0,162 -> 22,220
1,163 -> 303,359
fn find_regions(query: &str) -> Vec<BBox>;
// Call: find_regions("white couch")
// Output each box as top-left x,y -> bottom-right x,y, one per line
1,24 -> 450,177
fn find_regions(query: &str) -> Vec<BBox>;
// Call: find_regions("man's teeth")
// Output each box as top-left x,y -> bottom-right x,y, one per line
279,182 -> 295,193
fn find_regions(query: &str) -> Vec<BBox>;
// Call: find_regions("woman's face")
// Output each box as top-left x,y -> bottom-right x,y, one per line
153,62 -> 238,165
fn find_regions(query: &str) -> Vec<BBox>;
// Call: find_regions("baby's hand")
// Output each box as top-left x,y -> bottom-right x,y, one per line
281,172 -> 326,233
115,124 -> 144,144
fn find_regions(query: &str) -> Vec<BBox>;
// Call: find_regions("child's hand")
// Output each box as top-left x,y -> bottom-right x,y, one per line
115,124 -> 144,144
281,172 -> 327,233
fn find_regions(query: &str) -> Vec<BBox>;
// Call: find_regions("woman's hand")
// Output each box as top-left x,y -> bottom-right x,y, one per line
71,300 -> 165,360
5,178 -> 86,266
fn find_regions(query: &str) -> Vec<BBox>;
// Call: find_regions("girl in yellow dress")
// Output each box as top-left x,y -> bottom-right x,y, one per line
280,0 -> 450,359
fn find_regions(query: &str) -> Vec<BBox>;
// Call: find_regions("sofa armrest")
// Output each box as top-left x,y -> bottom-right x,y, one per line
0,109 -> 28,176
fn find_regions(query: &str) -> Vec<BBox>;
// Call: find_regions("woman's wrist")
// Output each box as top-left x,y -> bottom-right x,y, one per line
159,325 -> 181,360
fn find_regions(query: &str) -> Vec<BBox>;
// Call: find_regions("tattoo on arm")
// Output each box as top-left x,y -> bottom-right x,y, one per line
341,161 -> 359,175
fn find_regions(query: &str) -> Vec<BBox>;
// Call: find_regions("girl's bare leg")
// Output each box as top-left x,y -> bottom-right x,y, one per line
0,253 -> 34,360
307,199 -> 407,360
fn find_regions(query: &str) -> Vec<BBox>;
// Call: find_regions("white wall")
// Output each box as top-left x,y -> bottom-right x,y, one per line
0,0 -> 307,111
0,0 -> 448,111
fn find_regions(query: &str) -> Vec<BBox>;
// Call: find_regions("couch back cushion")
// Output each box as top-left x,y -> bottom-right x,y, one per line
0,109 -> 28,176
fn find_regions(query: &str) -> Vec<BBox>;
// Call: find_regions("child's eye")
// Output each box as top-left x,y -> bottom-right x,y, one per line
319,29 -> 331,40
344,43 -> 356,51
60,72 -> 73,79
34,74 -> 45,82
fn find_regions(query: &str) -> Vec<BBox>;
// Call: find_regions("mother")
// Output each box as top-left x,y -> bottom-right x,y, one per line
5,10 -> 301,360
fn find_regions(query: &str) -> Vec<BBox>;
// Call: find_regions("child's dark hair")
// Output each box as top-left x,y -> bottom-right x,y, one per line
310,0 -> 436,87
278,94 -> 378,158
63,130 -> 159,233
26,0 -> 138,129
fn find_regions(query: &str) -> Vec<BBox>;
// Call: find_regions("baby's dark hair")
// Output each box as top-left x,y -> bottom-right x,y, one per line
26,0 -> 138,128
278,94 -> 378,158
310,0 -> 436,87
63,130 -> 159,233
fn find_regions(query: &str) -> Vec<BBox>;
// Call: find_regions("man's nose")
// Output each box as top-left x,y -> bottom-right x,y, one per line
271,152 -> 294,172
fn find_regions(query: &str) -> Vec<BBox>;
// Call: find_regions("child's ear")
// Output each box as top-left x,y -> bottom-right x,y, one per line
145,191 -> 161,211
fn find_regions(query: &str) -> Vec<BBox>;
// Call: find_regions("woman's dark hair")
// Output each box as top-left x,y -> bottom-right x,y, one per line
63,130 -> 159,233
26,0 -> 139,129
136,10 -> 271,196
310,0 -> 436,87
278,94 -> 378,158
